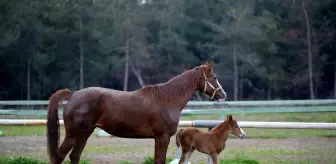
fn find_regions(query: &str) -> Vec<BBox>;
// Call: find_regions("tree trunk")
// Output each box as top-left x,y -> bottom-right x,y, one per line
26,2 -> 32,100
334,65 -> 336,99
267,89 -> 271,100
239,77 -> 243,100
26,59 -> 31,100
301,0 -> 314,99
123,38 -> 129,91
233,44 -> 238,101
79,7 -> 84,89
130,62 -> 145,87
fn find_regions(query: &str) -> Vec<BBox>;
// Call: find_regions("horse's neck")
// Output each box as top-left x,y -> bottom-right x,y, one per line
155,70 -> 199,109
212,122 -> 231,142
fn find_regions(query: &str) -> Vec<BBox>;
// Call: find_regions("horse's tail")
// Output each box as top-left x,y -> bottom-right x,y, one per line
175,128 -> 184,148
47,88 -> 72,163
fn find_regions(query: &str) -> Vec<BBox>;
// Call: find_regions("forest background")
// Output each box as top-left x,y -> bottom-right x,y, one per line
1,0 -> 336,101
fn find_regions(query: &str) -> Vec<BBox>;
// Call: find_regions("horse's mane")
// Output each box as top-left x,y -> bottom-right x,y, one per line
136,68 -> 200,103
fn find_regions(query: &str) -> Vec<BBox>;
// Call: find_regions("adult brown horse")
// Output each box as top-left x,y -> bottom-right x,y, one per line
47,61 -> 227,164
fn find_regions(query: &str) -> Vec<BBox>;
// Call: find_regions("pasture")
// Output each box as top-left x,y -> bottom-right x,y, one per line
0,112 -> 335,164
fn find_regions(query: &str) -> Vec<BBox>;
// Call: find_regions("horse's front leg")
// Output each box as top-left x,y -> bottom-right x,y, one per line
154,133 -> 170,164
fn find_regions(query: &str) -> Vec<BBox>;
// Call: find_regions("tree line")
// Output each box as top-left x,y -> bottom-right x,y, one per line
1,0 -> 335,101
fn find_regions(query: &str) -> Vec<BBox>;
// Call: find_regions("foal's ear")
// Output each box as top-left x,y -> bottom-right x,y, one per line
227,114 -> 232,121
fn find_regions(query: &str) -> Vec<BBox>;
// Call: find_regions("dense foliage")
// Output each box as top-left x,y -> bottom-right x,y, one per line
1,0 -> 335,100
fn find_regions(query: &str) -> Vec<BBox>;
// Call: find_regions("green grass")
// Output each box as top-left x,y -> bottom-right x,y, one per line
0,125 -> 334,138
215,147 -> 336,164
219,159 -> 259,164
80,140 -> 335,164
141,156 -> 174,164
0,156 -> 174,164
0,156 -> 90,164
2,145 -> 335,164
182,112 -> 336,122
0,112 -> 335,138
0,156 -> 261,164
232,128 -> 336,138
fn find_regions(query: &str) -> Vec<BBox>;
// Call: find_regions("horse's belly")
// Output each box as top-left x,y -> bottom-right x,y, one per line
100,122 -> 154,138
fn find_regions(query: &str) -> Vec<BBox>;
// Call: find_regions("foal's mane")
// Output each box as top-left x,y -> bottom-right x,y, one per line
210,120 -> 229,132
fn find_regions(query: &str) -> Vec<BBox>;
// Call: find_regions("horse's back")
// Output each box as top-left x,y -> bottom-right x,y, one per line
63,87 -> 123,117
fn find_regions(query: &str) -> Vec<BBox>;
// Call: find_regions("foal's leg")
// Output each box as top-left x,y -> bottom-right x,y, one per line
210,152 -> 218,164
185,147 -> 195,163
55,135 -> 76,164
178,145 -> 194,164
69,130 -> 93,164
178,145 -> 188,164
178,150 -> 187,164
154,134 -> 170,164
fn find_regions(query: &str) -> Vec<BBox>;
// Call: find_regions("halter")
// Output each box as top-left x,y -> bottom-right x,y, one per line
202,71 -> 223,100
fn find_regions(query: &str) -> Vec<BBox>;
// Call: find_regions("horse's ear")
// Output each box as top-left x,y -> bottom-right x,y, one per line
209,61 -> 214,66
204,61 -> 209,65
199,65 -> 206,71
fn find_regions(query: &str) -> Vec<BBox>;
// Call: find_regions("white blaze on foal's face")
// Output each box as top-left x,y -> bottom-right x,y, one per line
227,114 -> 246,139
239,127 -> 246,139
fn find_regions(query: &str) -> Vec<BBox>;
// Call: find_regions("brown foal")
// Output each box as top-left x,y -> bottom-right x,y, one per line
175,114 -> 246,164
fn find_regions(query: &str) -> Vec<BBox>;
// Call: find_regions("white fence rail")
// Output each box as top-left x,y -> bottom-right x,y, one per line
1,119 -> 335,129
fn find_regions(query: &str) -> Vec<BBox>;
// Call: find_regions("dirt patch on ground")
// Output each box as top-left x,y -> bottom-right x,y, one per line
0,136 -> 335,164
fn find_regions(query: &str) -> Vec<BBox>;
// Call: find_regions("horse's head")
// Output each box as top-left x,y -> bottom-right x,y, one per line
226,114 -> 246,139
195,61 -> 227,102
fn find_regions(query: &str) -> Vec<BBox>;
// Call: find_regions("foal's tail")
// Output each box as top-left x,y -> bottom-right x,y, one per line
175,129 -> 184,148
47,88 -> 72,164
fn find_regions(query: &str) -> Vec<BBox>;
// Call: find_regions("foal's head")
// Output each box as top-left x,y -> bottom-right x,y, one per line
226,114 -> 246,139
194,61 -> 227,102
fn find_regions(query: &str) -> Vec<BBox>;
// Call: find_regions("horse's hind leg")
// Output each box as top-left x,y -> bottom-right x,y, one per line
55,136 -> 76,164
69,130 -> 93,164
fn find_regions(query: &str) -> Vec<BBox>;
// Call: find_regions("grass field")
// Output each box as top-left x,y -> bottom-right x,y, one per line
0,112 -> 335,164
0,156 -> 261,164
1,136 -> 335,164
